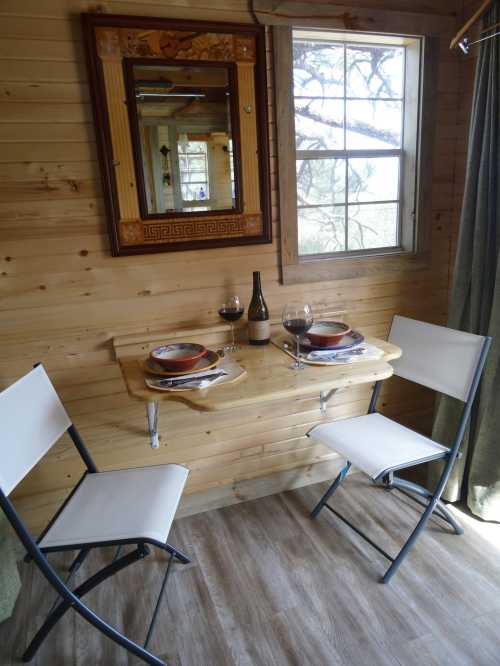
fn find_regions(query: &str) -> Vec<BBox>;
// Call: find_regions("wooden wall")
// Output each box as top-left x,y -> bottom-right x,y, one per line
0,0 -> 470,531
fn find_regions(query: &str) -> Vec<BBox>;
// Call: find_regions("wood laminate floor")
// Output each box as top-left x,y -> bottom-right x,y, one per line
2,476 -> 500,666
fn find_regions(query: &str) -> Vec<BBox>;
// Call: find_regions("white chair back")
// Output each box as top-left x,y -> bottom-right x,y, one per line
0,365 -> 71,496
388,315 -> 487,402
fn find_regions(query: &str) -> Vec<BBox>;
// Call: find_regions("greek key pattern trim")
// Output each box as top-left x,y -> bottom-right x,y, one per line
119,214 -> 262,245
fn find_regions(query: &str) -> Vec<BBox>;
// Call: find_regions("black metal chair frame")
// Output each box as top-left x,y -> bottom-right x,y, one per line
310,335 -> 492,584
0,422 -> 190,666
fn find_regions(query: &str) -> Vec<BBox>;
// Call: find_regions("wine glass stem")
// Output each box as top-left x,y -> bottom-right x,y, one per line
231,322 -> 235,351
296,335 -> 300,368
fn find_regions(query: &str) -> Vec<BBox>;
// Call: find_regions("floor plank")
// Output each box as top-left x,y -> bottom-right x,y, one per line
1,477 -> 500,666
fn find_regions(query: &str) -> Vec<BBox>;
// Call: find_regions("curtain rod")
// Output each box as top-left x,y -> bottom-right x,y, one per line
458,29 -> 500,54
449,0 -> 492,50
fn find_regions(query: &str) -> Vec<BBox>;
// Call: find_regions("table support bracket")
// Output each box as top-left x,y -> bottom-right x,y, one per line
146,401 -> 159,449
320,389 -> 338,415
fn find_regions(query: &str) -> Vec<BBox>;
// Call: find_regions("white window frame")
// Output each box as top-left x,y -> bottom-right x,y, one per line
177,140 -> 211,205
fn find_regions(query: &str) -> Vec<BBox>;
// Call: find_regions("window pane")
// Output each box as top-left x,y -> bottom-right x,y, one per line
297,158 -> 346,207
298,206 -> 345,255
181,184 -> 196,200
293,41 -> 344,97
182,184 -> 208,200
181,172 -> 208,183
295,98 -> 344,150
185,141 -> 207,154
346,100 -> 402,149
346,45 -> 404,99
186,157 -> 206,171
348,156 -> 399,203
347,203 -> 398,250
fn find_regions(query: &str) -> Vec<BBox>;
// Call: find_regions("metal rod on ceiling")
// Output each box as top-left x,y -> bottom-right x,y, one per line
450,0 -> 492,50
458,29 -> 500,54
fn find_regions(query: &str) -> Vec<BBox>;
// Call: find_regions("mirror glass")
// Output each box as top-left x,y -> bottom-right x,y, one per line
130,63 -> 237,215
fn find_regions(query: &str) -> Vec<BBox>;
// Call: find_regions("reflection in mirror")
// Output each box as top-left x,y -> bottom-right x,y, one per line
130,63 -> 236,215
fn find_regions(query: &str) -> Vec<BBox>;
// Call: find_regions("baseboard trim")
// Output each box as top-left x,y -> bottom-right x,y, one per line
177,457 -> 348,518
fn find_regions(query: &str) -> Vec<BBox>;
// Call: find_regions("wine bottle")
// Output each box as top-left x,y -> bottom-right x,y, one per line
248,271 -> 270,345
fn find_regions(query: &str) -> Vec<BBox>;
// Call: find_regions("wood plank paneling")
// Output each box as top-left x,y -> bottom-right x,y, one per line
0,0 -> 471,532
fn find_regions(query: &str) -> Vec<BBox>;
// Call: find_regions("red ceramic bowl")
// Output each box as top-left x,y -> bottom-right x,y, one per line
150,343 -> 207,371
306,321 -> 351,347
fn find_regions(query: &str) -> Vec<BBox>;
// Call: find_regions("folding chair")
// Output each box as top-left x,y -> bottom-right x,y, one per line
0,364 -> 190,665
308,315 -> 491,584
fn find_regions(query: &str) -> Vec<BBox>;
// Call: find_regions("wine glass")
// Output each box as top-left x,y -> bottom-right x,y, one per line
219,296 -> 244,352
282,302 -> 313,370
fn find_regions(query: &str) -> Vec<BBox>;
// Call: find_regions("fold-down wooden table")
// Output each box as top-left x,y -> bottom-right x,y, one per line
113,325 -> 401,449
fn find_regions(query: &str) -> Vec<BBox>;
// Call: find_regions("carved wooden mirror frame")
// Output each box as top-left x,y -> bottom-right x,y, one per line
82,13 -> 272,256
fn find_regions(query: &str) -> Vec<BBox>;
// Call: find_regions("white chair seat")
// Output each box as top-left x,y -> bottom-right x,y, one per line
39,464 -> 189,549
308,412 -> 449,481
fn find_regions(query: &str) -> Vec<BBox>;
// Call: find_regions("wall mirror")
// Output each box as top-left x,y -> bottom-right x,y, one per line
82,14 -> 271,256
126,61 -> 239,216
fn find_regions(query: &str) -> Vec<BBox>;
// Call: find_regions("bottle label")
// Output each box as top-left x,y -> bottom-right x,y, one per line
248,320 -> 270,341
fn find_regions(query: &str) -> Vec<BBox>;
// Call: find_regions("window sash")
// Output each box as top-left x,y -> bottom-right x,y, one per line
296,148 -> 401,159
293,37 -> 406,257
294,96 -> 404,101
297,200 -> 400,210
296,150 -> 403,255
178,149 -> 210,201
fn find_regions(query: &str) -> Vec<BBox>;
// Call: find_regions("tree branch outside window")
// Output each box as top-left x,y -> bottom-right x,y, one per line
293,36 -> 404,256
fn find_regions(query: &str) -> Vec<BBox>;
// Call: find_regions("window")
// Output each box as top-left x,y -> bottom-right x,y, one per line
177,140 -> 210,202
274,27 -> 433,283
293,30 -> 418,258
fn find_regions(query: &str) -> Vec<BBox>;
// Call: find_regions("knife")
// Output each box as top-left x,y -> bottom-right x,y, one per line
308,348 -> 367,359
154,370 -> 227,387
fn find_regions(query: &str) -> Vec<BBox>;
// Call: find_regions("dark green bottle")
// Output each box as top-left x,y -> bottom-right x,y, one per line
248,271 -> 270,345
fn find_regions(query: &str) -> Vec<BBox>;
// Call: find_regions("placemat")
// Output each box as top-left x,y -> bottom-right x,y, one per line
271,334 -> 384,366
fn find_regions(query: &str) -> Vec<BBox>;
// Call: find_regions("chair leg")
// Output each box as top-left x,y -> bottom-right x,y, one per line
381,472 -> 394,489
162,542 -> 191,565
23,546 -> 151,662
68,546 -> 91,574
435,500 -> 464,535
391,477 -> 464,535
112,544 -> 124,563
46,595 -> 166,666
46,547 -> 92,616
382,497 -> 440,584
311,462 -> 351,519
144,552 -> 175,650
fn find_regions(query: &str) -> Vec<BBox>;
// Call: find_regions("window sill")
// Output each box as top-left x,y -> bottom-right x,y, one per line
281,250 -> 431,285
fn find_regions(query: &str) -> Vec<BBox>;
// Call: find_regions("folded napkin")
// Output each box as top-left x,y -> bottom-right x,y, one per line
307,344 -> 384,364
